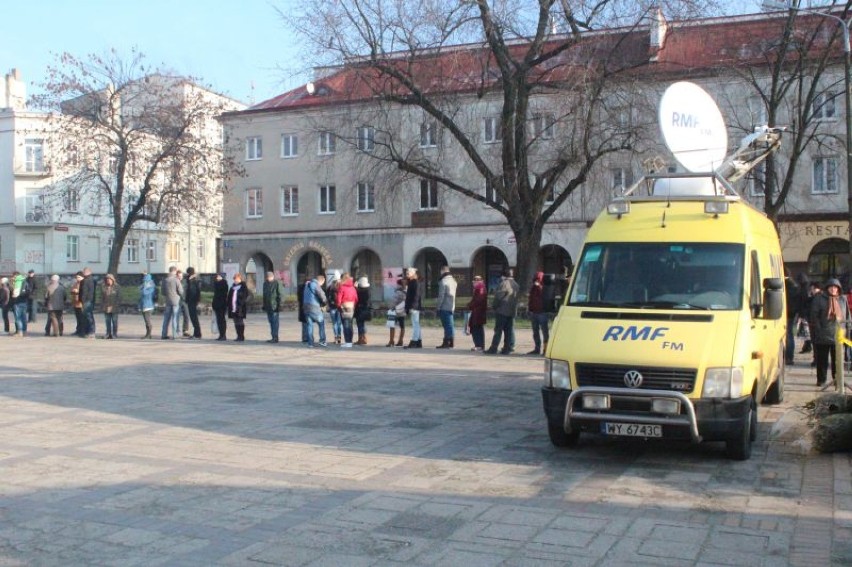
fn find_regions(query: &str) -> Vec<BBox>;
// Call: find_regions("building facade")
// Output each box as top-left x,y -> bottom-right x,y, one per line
0,69 -> 243,278
220,10 -> 852,300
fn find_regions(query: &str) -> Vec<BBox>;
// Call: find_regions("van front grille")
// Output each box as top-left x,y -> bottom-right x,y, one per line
575,363 -> 697,393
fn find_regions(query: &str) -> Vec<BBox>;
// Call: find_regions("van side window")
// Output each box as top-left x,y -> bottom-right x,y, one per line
749,250 -> 761,317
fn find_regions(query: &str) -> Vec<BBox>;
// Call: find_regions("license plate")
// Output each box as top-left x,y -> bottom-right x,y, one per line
602,423 -> 662,437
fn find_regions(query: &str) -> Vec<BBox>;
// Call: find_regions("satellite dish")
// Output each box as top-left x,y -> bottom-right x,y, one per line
306,82 -> 316,95
659,82 -> 727,172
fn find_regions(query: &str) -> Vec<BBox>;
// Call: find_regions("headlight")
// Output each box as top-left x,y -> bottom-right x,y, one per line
702,367 -> 743,398
545,360 -> 571,389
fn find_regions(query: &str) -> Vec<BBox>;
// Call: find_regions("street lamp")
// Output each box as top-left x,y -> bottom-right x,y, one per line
765,2 -> 852,261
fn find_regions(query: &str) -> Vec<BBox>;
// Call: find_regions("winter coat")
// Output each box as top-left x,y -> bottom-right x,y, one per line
185,275 -> 201,306
101,281 -> 121,314
405,277 -> 422,312
492,276 -> 520,317
325,279 -> 340,309
80,275 -> 95,305
161,274 -> 182,307
302,279 -> 327,313
139,275 -> 157,312
467,283 -> 488,327
212,279 -> 228,311
0,284 -> 9,308
528,272 -> 545,314
392,287 -> 406,314
336,279 -> 358,308
227,283 -> 250,319
262,279 -> 285,312
45,282 -> 67,311
810,291 -> 850,345
70,279 -> 83,309
12,274 -> 28,304
784,277 -> 800,320
435,272 -> 457,312
355,286 -> 372,321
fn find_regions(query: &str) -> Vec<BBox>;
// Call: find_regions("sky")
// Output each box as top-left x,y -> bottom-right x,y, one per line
0,0 -> 307,107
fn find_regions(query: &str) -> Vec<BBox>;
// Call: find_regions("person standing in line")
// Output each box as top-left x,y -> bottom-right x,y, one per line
485,268 -> 520,355
435,266 -> 457,349
326,270 -> 343,345
388,278 -> 406,347
80,267 -> 96,338
810,278 -> 849,388
527,271 -> 549,355
354,276 -> 372,345
805,281 -> 822,367
10,271 -> 28,337
467,275 -> 487,351
404,268 -> 423,349
44,275 -> 66,337
101,273 -> 121,339
262,271 -> 285,343
212,272 -> 229,341
184,267 -> 202,339
336,273 -> 358,348
161,266 -> 182,339
139,273 -> 157,339
70,272 -> 84,337
302,273 -> 328,348
26,269 -> 38,323
296,275 -> 310,343
0,277 -> 10,334
175,270 -> 191,338
227,273 -> 250,341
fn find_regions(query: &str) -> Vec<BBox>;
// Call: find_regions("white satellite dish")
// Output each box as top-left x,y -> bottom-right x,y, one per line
658,82 -> 727,172
306,82 -> 316,95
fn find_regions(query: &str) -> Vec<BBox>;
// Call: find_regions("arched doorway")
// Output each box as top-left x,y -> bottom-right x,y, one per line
808,238 -> 851,286
413,247 -> 448,299
245,252 -> 272,292
350,248 -> 383,302
471,246 -> 509,292
538,244 -> 573,278
297,251 -> 325,286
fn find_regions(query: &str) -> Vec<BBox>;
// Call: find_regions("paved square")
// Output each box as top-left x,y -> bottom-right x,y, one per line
0,314 -> 849,566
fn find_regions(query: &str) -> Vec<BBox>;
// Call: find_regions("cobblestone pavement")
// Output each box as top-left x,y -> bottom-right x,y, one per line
0,313 -> 850,566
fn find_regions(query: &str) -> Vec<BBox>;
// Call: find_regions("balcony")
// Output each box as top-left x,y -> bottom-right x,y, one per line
17,203 -> 52,225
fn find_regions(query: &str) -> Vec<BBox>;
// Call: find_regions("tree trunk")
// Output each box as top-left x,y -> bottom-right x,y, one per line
107,230 -> 127,275
513,224 -> 543,294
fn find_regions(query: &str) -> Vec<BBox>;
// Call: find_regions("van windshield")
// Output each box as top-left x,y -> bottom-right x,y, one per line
568,243 -> 745,310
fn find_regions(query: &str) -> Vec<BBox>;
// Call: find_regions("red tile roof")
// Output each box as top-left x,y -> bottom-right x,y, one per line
233,10 -> 842,117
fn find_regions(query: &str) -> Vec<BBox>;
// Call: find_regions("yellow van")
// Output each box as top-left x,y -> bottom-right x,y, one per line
541,172 -> 786,460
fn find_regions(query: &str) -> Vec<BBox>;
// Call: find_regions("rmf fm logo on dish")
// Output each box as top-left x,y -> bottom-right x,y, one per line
602,325 -> 684,351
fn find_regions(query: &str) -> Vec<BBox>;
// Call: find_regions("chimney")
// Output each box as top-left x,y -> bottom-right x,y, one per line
3,68 -> 26,111
649,7 -> 668,61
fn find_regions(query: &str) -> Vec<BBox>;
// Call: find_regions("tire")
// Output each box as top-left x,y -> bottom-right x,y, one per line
726,397 -> 755,460
764,348 -> 785,405
548,421 -> 580,448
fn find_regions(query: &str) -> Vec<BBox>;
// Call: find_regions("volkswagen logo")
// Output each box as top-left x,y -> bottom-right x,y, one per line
624,370 -> 644,388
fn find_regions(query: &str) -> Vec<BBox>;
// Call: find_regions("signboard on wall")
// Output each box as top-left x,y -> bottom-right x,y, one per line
221,262 -> 240,283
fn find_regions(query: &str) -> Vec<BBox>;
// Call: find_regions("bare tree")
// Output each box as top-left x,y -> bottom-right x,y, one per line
724,1 -> 851,226
31,49 -> 244,274
282,0 -> 718,286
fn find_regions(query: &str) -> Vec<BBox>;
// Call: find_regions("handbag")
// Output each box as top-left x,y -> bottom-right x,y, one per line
386,309 -> 397,328
341,301 -> 355,319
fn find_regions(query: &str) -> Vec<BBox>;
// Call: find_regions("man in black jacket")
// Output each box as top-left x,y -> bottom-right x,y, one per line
212,272 -> 228,340
80,267 -> 96,338
184,267 -> 202,339
26,270 -> 38,323
262,271 -> 285,343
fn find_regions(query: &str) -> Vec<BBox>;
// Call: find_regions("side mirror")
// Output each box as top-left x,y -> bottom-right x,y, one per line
762,278 -> 784,320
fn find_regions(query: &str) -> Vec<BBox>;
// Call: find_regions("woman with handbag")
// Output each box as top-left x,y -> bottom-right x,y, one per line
387,278 -> 407,347
336,273 -> 358,348
354,276 -> 372,344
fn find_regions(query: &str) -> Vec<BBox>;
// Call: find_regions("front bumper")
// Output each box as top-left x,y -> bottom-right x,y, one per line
541,387 -> 752,443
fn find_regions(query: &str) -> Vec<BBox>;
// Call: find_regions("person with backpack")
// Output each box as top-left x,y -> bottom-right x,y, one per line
302,273 -> 328,347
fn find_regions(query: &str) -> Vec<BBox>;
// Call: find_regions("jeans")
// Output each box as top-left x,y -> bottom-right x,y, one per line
27,299 -> 36,323
304,309 -> 326,346
531,312 -> 550,351
188,302 -> 201,338
785,317 -> 796,363
329,308 -> 342,339
83,301 -> 96,336
342,316 -> 354,344
489,313 -> 514,352
215,308 -> 227,338
410,310 -> 422,341
162,304 -> 180,338
179,302 -> 190,334
356,317 -> 367,338
13,303 -> 27,333
438,310 -> 454,339
104,312 -> 118,337
470,324 -> 485,348
266,310 -> 280,340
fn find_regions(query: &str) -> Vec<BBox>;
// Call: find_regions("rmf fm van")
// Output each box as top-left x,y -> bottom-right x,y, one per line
541,145 -> 787,461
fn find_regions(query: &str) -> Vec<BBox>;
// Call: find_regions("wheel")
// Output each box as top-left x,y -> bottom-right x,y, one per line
764,347 -> 785,405
726,397 -> 756,461
548,421 -> 580,447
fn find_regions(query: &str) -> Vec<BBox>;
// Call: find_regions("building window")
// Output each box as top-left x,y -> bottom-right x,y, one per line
280,133 -> 298,158
167,241 -> 181,263
281,186 -> 299,216
24,138 -> 45,172
66,235 -> 79,262
611,167 -> 633,192
196,241 -> 205,260
246,136 -> 263,160
246,188 -> 263,218
813,157 -> 838,194
420,121 -> 438,147
127,239 -> 139,263
813,92 -> 837,121
318,131 -> 336,155
356,126 -> 375,152
420,178 -> 439,210
146,240 -> 157,262
531,113 -> 555,140
484,177 -> 502,206
319,185 -> 336,214
357,182 -> 375,212
64,188 -> 80,213
25,193 -> 47,222
483,117 -> 502,144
